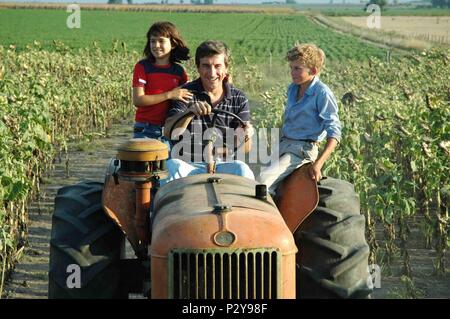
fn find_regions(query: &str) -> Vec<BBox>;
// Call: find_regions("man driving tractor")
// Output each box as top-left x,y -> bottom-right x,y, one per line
163,40 -> 255,182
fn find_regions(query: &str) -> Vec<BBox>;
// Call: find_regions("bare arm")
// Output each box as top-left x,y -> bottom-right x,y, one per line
163,101 -> 211,139
309,137 -> 339,182
235,122 -> 253,154
163,110 -> 195,139
133,87 -> 193,107
238,98 -> 252,153
215,122 -> 254,157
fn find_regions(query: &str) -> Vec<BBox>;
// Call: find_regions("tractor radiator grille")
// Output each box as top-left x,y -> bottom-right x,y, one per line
168,248 -> 280,299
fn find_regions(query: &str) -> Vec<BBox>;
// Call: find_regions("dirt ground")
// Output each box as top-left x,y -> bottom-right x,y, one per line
3,121 -> 133,299
338,16 -> 450,44
3,120 -> 450,299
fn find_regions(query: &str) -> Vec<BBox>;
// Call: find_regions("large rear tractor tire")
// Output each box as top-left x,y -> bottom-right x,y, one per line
295,177 -> 373,298
48,182 -> 124,298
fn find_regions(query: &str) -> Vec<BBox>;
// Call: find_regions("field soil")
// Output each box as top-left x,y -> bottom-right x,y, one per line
339,16 -> 450,44
4,121 -> 450,299
3,122 -> 133,298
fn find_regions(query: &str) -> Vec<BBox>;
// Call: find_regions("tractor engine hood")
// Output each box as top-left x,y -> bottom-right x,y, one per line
150,174 -> 297,257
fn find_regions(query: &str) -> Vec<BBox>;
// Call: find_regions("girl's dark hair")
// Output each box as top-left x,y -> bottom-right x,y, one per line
143,21 -> 190,64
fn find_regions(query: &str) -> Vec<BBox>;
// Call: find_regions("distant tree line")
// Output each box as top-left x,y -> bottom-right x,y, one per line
105,0 -> 447,7
106,0 -> 299,4
107,0 -> 133,4
365,0 -> 387,10
105,0 -> 214,4
364,0 -> 449,9
430,0 -> 450,8
190,0 -> 214,4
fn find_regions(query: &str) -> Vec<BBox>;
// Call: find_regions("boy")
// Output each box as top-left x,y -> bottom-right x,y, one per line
259,43 -> 342,195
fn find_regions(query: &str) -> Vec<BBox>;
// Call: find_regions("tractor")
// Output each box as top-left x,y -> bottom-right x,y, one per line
48,110 -> 372,299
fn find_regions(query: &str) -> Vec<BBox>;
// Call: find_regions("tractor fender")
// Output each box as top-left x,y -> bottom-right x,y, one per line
275,163 -> 319,233
102,159 -> 141,253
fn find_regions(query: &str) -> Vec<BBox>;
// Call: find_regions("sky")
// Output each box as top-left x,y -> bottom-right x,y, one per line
0,0 -> 421,4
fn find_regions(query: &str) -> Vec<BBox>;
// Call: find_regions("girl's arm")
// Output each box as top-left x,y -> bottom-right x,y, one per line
132,87 -> 193,107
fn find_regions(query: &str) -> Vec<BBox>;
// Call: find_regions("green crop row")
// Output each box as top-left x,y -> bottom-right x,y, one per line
0,9 -> 388,64
0,42 -> 136,295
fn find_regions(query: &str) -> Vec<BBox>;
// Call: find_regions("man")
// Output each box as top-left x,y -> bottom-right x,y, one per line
163,40 -> 254,181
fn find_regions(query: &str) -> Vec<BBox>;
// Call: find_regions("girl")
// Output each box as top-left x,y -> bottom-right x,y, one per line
132,21 -> 193,139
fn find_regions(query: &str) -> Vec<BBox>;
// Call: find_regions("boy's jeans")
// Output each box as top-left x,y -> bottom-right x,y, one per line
258,138 -> 319,196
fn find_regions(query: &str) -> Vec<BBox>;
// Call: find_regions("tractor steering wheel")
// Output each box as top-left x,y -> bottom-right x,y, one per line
168,107 -> 248,157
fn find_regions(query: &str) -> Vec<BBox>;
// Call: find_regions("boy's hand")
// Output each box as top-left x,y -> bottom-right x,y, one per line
307,138 -> 338,182
308,162 -> 323,182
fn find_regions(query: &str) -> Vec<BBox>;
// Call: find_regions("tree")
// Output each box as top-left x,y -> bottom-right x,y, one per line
286,0 -> 297,4
365,0 -> 388,10
431,0 -> 450,8
190,0 -> 214,3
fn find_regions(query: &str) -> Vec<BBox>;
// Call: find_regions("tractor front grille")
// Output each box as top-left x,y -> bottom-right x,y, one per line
168,248 -> 280,299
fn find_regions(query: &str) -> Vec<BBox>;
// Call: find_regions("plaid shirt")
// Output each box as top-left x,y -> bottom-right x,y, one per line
168,78 -> 250,162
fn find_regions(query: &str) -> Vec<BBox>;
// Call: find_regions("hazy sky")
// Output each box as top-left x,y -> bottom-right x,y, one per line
0,0 -> 419,4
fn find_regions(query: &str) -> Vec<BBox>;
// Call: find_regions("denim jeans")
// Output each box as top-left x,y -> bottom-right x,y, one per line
133,122 -> 171,155
133,122 -> 164,139
161,158 -> 255,186
258,138 -> 319,195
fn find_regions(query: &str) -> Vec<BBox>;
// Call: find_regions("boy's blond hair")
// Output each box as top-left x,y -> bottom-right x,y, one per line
286,43 -> 325,74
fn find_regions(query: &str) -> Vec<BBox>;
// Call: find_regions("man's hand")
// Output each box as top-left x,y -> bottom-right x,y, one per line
189,101 -> 212,116
214,146 -> 229,157
242,122 -> 255,138
234,122 -> 254,141
233,121 -> 253,154
308,161 -> 323,182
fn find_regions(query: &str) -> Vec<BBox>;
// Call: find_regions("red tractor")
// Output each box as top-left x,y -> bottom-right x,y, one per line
49,119 -> 371,299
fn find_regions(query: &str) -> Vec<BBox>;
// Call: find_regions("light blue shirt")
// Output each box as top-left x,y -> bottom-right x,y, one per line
282,76 -> 342,143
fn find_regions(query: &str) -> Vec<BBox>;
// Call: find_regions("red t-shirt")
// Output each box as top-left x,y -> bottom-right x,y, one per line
132,59 -> 188,125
